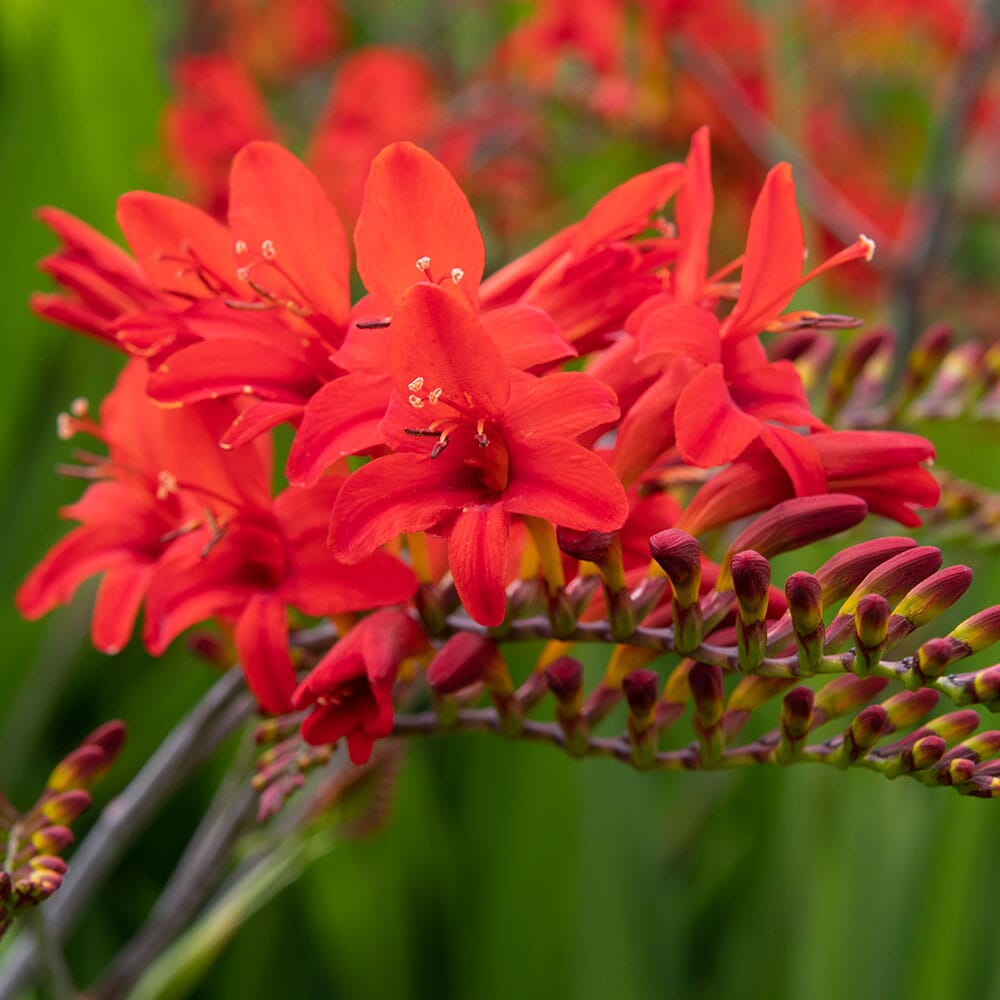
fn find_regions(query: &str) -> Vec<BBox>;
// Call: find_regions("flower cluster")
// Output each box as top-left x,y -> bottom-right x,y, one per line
20,126 -> 971,781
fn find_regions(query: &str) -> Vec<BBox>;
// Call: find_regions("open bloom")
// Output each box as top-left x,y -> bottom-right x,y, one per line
17,361 -> 415,713
293,609 -> 426,764
331,283 -> 629,625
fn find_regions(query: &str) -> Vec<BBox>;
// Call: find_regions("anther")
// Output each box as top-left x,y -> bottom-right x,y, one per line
859,234 -> 876,261
474,418 -> 489,448
156,471 -> 179,501
56,413 -> 73,440
261,239 -> 276,259
236,266 -> 251,282
428,387 -> 442,405
408,377 -> 425,392
356,317 -> 391,329
450,268 -> 464,284
415,256 -> 432,273
430,433 -> 450,459
409,395 -> 425,409
70,397 -> 89,417
234,240 -> 248,254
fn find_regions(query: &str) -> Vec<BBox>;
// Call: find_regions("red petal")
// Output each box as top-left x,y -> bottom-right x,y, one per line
92,566 -> 153,654
571,163 -> 684,254
229,142 -> 350,326
448,504 -> 510,626
220,401 -> 305,450
482,304 -> 576,371
634,302 -> 721,366
330,453 -> 479,562
504,439 -> 629,531
117,191 -> 240,301
354,141 -> 484,308
285,375 -> 391,486
757,426 -> 827,496
149,338 -> 320,405
674,127 -> 713,301
675,363 -> 761,467
507,371 -> 619,439
389,283 -> 510,416
235,594 -> 296,714
722,163 -> 804,338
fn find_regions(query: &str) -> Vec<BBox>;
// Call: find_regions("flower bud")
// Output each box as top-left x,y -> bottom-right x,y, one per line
828,327 -> 893,413
47,745 -> 107,792
815,537 -> 917,606
557,527 -> 625,586
83,720 -> 127,763
776,686 -> 814,763
889,566 -> 973,646
843,705 -> 891,762
785,572 -> 824,674
902,323 -> 952,399
545,657 -> 583,712
972,665 -> 1000,706
914,637 -> 960,680
881,689 -> 939,730
29,856 -> 68,876
813,675 -> 887,722
909,734 -> 947,771
719,495 -> 868,589
926,709 -> 981,745
649,529 -> 701,607
426,633 -> 500,695
854,594 -> 890,675
623,669 -> 660,767
731,551 -> 770,671
40,789 -> 91,826
947,757 -> 976,786
941,731 -> 1000,765
689,663 -> 725,766
30,825 -> 74,855
948,605 -> 1000,654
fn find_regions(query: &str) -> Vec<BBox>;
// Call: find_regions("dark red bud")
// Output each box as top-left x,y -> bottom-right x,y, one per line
785,572 -> 823,633
855,594 -> 890,650
47,745 -> 107,792
910,734 -> 947,770
557,527 -> 618,565
649,529 -> 701,606
781,686 -> 815,741
426,633 -> 498,695
731,551 -> 771,622
622,669 -> 659,719
688,663 -> 724,727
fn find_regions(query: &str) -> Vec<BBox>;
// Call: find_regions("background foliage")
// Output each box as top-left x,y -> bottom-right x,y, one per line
1,1 -> 998,997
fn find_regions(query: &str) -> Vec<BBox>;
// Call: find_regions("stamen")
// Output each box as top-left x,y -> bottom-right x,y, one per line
356,317 -> 391,329
156,471 -> 179,501
408,377 -> 425,392
70,397 -> 89,417
415,255 -> 432,273
450,268 -> 464,284
234,240 -> 248,254
56,413 -> 73,440
404,428 -> 440,437
430,433 -> 450,459
428,387 -> 442,405
261,239 -> 276,259
409,395 -> 425,409
860,234 -> 876,261
474,418 -> 489,448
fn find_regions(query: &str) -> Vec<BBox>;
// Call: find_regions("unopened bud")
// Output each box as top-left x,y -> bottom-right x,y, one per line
844,705 -> 891,761
426,633 -> 499,695
40,789 -> 91,825
47,745 -> 107,792
947,757 -> 976,785
910,734 -> 947,771
732,551 -> 771,622
948,605 -> 1000,654
623,669 -> 659,723
649,529 -> 701,607
719,495 -> 868,589
30,825 -> 74,854
914,637 -> 960,680
881,689 -> 939,729
29,856 -> 68,876
558,527 -> 625,583
776,686 -> 815,763
942,731 -> 1000,764
786,572 -> 824,674
0,871 -> 10,904
927,709 -> 981,745
903,323 -> 952,399
972,665 -> 1000,706
545,657 -> 584,711
854,594 -> 890,675
689,662 -> 725,767
814,675 -> 887,721
815,537 -> 917,606
83,720 -> 127,763
892,566 -> 973,634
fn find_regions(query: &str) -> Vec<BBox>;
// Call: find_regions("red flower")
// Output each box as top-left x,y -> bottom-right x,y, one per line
331,283 -> 628,626
17,361 -> 415,714
292,610 -> 426,764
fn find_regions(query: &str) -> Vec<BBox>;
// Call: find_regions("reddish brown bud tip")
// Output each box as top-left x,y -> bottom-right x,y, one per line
855,594 -> 890,650
910,734 -> 947,770
815,537 -> 917,606
731,550 -> 771,621
688,663 -> 724,727
840,546 -> 943,616
948,758 -> 976,785
786,572 -> 823,633
82,720 -> 127,762
426,633 -> 497,695
781,686 -> 815,740
41,789 -> 91,826
915,637 -> 959,679
29,856 -> 68,876
721,495 -> 868,587
927,709 -> 982,745
649,529 -> 701,605
47,746 -> 107,792
972,665 -> 1000,704
557,527 -> 619,565
850,705 -> 891,752
544,657 -> 584,704
814,675 -> 888,719
622,669 -> 659,718
30,825 -> 74,855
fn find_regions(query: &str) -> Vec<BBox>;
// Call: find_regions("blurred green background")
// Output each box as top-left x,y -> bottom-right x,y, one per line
1,1 -> 999,998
